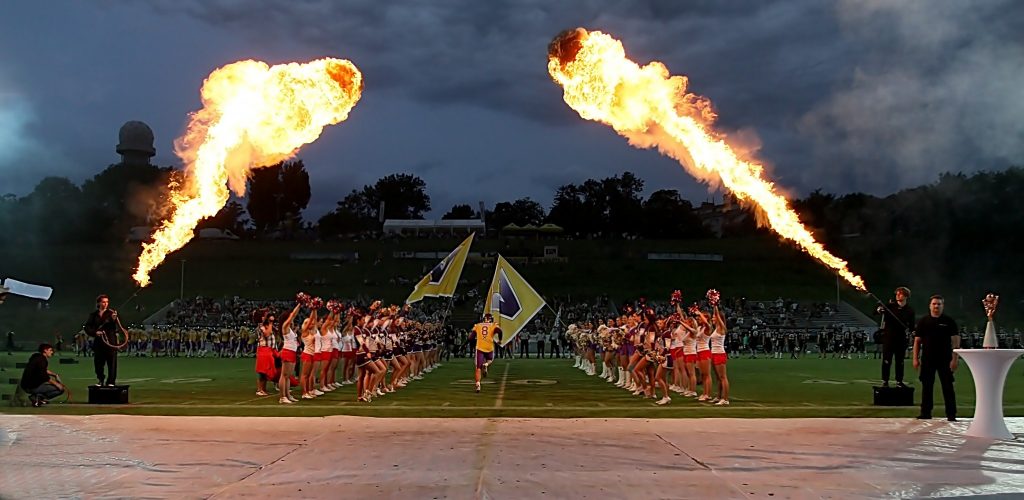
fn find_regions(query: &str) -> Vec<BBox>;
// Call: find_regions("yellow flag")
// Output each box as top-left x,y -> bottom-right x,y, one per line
484,255 -> 546,346
405,233 -> 474,304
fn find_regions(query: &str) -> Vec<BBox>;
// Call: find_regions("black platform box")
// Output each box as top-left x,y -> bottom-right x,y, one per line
88,385 -> 129,404
873,385 -> 914,406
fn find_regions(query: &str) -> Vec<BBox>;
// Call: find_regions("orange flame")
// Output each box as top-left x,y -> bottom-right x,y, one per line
548,28 -> 866,291
133,58 -> 363,287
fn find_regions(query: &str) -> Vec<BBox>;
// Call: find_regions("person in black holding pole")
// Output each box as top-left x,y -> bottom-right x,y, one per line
912,295 -> 960,421
84,294 -> 120,386
876,286 -> 915,387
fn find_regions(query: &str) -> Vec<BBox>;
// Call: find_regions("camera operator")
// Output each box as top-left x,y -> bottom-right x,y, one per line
20,343 -> 65,407
876,287 -> 914,387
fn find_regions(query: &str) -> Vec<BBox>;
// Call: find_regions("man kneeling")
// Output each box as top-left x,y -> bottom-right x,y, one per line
20,343 -> 65,407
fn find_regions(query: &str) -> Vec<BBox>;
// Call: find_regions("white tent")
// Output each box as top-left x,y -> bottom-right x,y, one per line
383,219 -> 484,235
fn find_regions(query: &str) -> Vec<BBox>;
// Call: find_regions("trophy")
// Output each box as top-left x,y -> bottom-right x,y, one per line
982,293 -> 999,349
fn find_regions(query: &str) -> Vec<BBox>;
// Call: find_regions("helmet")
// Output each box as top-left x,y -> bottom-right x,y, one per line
484,313 -> 494,322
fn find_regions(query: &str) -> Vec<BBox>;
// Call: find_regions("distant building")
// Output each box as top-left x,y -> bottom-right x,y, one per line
117,120 -> 156,168
694,193 -> 750,237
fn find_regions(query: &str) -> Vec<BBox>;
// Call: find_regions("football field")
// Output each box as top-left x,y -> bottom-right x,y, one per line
4,353 -> 1023,418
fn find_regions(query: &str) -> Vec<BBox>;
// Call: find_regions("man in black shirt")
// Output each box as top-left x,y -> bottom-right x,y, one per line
83,294 -> 120,386
876,287 -> 915,387
20,343 -> 65,407
912,295 -> 960,421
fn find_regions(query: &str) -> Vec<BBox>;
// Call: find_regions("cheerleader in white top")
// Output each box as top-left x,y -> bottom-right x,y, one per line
278,303 -> 302,404
709,303 -> 730,406
340,315 -> 357,384
298,296 -> 320,399
690,303 -> 714,402
318,307 -> 339,393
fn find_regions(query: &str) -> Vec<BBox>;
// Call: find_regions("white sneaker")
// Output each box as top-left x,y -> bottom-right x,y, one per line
279,398 -> 294,404
301,393 -> 315,399
321,386 -> 334,393
697,394 -> 709,402
656,396 -> 672,405
288,396 -> 299,402
255,391 -> 269,396
715,399 -> 730,406
313,389 -> 325,396
376,388 -> 385,396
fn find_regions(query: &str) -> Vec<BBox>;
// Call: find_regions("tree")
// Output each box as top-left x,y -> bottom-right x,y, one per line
442,204 -> 476,220
488,198 -> 545,230
246,160 -> 312,236
641,189 -> 706,238
547,184 -> 587,236
20,177 -> 85,242
80,161 -> 174,242
604,171 -> 645,237
370,173 -> 431,220
197,200 -> 249,237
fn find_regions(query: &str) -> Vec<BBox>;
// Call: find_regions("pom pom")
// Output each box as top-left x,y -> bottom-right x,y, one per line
688,303 -> 701,316
670,290 -> 683,306
706,289 -> 721,307
296,292 -> 310,306
310,297 -> 324,310
982,293 -> 999,318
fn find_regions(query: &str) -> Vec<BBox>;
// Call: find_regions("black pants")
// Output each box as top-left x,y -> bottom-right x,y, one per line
919,359 -> 956,418
94,348 -> 117,385
519,341 -> 528,358
881,343 -> 906,383
550,342 -> 560,358
537,341 -> 545,358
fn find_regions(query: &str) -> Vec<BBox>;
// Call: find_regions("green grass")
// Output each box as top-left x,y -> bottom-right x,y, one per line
3,353 -> 1022,418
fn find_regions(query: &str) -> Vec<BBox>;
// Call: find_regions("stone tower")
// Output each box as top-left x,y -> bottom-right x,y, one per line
116,120 -> 155,167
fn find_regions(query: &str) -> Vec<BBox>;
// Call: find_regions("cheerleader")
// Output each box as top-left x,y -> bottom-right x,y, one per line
254,310 -> 278,397
692,307 -> 714,401
668,310 -> 689,396
326,309 -> 342,390
299,307 -> 318,399
388,316 -> 411,390
278,303 -> 301,404
653,317 -> 674,405
599,320 -> 617,383
340,315 -> 357,384
317,310 -> 337,393
710,305 -> 730,405
680,315 -> 699,398
354,310 -> 382,402
614,318 -> 631,388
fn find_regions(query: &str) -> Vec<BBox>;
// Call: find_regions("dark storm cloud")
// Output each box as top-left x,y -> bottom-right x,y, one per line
798,0 -> 1024,193
1,0 -> 1021,213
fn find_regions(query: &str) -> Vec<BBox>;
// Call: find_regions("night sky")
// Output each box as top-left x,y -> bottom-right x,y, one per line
2,1 -> 1021,217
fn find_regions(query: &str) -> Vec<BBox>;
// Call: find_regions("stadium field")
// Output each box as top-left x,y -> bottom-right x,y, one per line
3,353 -> 1022,418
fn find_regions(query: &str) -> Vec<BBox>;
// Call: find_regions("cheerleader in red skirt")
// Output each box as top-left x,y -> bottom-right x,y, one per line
254,309 -> 279,397
278,303 -> 302,404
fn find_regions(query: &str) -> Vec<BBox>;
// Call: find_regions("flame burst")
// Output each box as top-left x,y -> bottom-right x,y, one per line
133,58 -> 363,286
548,28 -> 866,291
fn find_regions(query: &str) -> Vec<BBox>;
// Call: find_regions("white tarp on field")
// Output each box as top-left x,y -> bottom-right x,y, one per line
1,415 -> 1021,498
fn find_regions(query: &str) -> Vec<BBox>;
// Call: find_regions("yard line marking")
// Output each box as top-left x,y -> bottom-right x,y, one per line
493,363 -> 510,409
233,394 -> 275,405
442,402 -> 451,407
